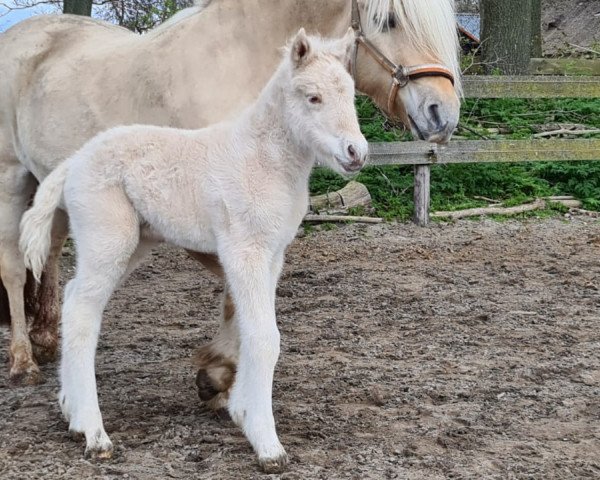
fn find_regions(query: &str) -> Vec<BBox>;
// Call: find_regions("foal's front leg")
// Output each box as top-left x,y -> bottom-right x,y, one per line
221,247 -> 287,472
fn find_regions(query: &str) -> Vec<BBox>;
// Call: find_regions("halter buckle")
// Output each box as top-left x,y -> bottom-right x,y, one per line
392,67 -> 409,88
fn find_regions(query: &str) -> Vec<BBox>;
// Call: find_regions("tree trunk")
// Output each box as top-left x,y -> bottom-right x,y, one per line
481,0 -> 533,74
530,0 -> 543,58
63,0 -> 93,16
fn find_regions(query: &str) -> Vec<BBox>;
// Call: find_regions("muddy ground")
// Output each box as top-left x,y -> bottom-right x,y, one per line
1,217 -> 599,479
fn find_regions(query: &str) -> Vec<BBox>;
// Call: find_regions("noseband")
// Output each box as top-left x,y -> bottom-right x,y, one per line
350,0 -> 455,116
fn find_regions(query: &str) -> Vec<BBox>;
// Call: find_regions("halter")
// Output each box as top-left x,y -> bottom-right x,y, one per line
350,0 -> 455,116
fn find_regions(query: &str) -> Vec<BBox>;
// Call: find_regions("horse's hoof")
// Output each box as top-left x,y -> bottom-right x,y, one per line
31,339 -> 58,365
84,432 -> 114,461
84,445 -> 114,461
196,369 -> 220,402
9,363 -> 44,387
258,452 -> 289,474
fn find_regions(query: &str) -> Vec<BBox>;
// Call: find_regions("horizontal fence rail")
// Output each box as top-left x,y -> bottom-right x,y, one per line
463,75 -> 600,98
529,58 -> 600,76
368,138 -> 600,226
369,139 -> 600,165
366,70 -> 600,225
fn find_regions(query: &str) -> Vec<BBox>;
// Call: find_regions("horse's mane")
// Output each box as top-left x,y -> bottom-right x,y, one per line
152,0 -> 461,94
365,0 -> 462,95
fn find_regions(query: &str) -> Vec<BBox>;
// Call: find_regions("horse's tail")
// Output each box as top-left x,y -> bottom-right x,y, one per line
19,161 -> 69,282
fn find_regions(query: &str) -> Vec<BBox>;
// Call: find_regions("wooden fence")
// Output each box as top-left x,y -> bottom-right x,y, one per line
368,72 -> 600,225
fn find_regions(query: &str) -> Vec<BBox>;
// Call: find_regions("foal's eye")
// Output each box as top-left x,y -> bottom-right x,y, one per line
308,95 -> 322,105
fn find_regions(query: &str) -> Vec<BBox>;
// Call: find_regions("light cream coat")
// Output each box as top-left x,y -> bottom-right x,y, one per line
19,30 -> 368,472
0,0 -> 460,385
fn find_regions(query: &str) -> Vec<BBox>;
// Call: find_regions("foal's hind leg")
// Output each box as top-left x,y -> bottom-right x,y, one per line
59,190 -> 139,459
0,160 -> 40,385
187,252 -> 239,411
30,210 -> 68,365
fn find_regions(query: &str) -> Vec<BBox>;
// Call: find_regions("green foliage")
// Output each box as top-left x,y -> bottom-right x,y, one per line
532,161 -> 600,209
460,98 -> 600,139
309,97 -> 600,220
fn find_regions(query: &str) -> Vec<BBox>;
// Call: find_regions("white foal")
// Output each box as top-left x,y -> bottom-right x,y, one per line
19,29 -> 367,472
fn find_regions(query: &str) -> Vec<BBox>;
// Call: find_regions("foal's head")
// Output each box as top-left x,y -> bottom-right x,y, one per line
286,29 -> 368,176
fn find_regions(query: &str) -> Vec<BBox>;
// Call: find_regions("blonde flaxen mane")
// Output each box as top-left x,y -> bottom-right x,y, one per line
365,0 -> 462,95
155,1 -> 460,93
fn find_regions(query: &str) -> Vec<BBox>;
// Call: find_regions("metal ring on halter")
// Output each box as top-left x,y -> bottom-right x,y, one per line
349,0 -> 455,116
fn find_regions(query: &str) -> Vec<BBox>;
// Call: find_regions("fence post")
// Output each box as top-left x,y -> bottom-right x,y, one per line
413,164 -> 431,226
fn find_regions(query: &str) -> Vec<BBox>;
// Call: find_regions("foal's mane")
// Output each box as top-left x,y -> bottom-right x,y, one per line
365,0 -> 461,94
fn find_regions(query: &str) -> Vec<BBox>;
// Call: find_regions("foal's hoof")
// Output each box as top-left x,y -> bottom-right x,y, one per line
84,433 -> 114,461
85,445 -> 114,461
9,363 -> 44,387
258,452 -> 289,474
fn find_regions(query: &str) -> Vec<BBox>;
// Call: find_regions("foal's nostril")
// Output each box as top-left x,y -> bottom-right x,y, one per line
347,144 -> 357,160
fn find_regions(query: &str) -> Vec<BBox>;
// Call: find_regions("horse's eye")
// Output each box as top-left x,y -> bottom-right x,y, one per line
308,95 -> 322,105
387,13 -> 397,29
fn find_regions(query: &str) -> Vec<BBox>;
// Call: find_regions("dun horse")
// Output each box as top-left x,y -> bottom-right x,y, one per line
20,30 -> 368,472
0,0 -> 460,390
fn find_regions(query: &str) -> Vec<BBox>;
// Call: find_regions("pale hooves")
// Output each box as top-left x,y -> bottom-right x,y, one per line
84,445 -> 114,461
83,430 -> 114,460
258,452 -> 289,473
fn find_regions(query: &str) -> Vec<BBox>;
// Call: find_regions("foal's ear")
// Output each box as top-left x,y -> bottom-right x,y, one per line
291,28 -> 312,67
334,27 -> 356,72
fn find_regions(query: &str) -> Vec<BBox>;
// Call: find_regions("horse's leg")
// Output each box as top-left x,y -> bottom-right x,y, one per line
194,284 -> 239,410
0,159 -> 40,385
59,189 -> 139,459
187,252 -> 239,411
29,210 -> 68,365
220,245 -> 287,472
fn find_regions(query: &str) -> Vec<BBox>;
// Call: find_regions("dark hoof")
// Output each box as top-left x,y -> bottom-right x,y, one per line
9,364 -> 44,387
196,369 -> 220,402
259,453 -> 289,473
31,341 -> 58,365
29,331 -> 58,365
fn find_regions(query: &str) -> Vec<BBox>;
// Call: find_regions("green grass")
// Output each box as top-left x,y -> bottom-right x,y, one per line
309,96 -> 600,220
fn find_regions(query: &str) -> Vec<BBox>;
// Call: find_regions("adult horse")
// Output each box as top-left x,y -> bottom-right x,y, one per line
0,0 -> 461,385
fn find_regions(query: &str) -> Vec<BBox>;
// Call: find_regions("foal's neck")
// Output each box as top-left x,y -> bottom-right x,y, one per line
236,64 -> 314,175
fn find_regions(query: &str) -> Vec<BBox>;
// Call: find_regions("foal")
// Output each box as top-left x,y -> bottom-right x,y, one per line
19,29 -> 367,472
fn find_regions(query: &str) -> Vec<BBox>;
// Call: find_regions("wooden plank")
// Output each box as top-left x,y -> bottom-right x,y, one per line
529,58 -> 600,76
369,139 -> 600,166
463,75 -> 600,98
413,165 -> 431,226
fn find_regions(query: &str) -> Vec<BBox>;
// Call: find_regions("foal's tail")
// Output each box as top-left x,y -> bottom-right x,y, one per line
19,161 -> 69,282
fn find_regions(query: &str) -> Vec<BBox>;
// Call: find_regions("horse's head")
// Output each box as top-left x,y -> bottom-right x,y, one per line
286,29 -> 368,176
353,0 -> 461,143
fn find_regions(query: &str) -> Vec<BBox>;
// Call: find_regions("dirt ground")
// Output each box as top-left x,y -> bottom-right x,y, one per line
1,217 -> 599,479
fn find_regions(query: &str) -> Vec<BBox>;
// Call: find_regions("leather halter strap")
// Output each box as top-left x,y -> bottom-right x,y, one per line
350,0 -> 455,115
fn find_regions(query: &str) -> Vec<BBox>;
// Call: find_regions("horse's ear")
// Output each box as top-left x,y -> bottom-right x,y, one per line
334,27 -> 356,72
291,28 -> 312,67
